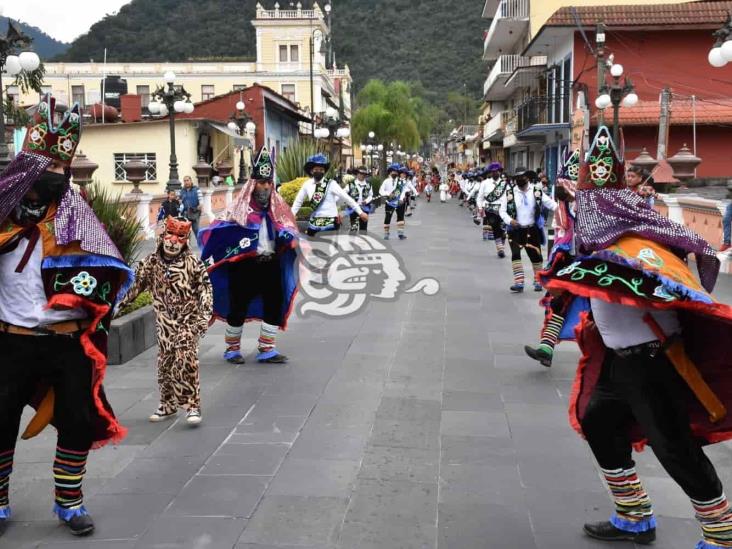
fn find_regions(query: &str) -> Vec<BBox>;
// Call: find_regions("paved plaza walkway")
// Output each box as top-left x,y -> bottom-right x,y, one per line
4,198 -> 732,549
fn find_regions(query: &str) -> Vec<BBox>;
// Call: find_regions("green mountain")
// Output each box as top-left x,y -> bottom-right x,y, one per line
59,0 -> 486,96
0,17 -> 69,59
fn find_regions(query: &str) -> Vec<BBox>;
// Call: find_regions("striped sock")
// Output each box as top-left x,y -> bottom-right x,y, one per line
258,322 -> 278,353
538,314 -> 564,355
383,225 -> 390,237
496,238 -> 505,254
511,260 -> 524,286
483,226 -> 494,240
0,449 -> 13,509
692,494 -> 732,547
602,467 -> 656,533
397,222 -> 405,237
53,446 -> 88,510
225,325 -> 243,353
531,262 -> 543,282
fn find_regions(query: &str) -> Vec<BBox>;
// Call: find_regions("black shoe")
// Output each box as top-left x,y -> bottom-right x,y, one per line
497,251 -> 506,258
524,346 -> 553,367
583,521 -> 655,545
259,353 -> 288,364
60,513 -> 95,536
510,284 -> 524,293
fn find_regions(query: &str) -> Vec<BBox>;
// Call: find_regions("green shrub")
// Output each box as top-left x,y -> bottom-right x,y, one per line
279,177 -> 309,206
85,182 -> 144,265
296,206 -> 313,221
117,290 -> 152,318
277,138 -> 336,182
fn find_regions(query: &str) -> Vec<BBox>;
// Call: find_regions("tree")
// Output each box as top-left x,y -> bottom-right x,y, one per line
352,80 -> 427,173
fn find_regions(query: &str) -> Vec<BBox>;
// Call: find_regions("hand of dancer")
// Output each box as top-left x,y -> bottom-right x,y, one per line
359,212 -> 369,222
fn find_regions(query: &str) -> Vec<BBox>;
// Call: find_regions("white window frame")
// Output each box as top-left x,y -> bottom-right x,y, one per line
281,84 -> 296,103
201,85 -> 215,101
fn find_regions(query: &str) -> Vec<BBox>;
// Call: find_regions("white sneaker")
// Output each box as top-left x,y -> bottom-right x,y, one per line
186,409 -> 202,426
149,407 -> 176,422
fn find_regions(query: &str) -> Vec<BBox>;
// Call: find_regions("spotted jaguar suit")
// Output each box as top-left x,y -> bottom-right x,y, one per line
119,249 -> 213,413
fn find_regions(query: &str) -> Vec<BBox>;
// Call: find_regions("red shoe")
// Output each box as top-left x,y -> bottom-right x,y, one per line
721,244 -> 731,252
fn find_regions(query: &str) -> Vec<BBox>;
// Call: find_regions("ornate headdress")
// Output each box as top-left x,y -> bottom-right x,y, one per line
22,94 -> 81,166
577,126 -> 625,190
251,146 -> 274,181
163,216 -> 192,242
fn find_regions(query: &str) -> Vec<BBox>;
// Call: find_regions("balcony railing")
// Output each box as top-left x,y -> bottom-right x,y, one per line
484,54 -> 521,96
498,0 -> 529,19
485,110 -> 511,139
256,6 -> 318,19
514,95 -> 570,134
483,0 -> 529,60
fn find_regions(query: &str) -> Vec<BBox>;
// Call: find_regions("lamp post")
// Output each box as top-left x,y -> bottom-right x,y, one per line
0,21 -> 40,170
309,28 -> 329,137
318,105 -> 350,170
227,98 -> 256,184
147,71 -> 195,191
594,62 -> 638,145
708,12 -> 732,68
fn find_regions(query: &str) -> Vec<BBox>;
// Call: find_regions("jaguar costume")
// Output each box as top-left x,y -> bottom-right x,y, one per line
118,217 -> 213,425
0,94 -> 132,538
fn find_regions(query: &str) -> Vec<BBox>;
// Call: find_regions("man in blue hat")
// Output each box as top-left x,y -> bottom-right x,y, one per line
291,154 -> 368,237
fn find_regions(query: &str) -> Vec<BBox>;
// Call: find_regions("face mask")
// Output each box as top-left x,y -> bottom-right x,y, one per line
33,172 -> 68,205
254,187 -> 272,208
313,172 -> 325,182
15,201 -> 48,224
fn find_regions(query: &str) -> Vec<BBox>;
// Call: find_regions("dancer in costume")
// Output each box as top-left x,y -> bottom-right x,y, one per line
379,163 -> 409,240
291,154 -> 368,236
439,173 -> 452,203
200,147 -> 299,365
0,95 -> 132,537
476,162 -> 508,257
117,216 -> 212,425
345,166 -> 374,232
424,179 -> 434,202
402,168 -> 419,217
540,126 -> 732,548
499,168 -> 556,292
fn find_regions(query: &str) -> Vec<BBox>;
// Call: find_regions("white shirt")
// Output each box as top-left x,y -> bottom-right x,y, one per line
499,184 -> 557,227
0,236 -> 87,328
591,298 -> 681,350
404,178 -> 419,195
350,180 -> 373,204
379,177 -> 408,201
475,177 -> 502,209
256,220 -> 274,256
291,178 -> 363,218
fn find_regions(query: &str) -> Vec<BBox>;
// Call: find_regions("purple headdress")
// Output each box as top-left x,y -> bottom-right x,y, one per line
575,127 -> 719,292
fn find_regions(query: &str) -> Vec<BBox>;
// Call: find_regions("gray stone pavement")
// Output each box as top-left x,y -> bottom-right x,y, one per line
3,199 -> 732,549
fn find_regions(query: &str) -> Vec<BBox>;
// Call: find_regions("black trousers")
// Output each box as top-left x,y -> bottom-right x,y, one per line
305,220 -> 340,237
384,204 -> 406,225
582,350 -> 723,501
484,210 -> 505,241
349,212 -> 368,231
0,333 -> 94,452
508,226 -> 543,263
227,257 -> 284,327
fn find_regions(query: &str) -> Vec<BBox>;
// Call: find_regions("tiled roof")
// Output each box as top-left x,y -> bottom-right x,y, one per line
546,1 -> 732,28
607,98 -> 732,126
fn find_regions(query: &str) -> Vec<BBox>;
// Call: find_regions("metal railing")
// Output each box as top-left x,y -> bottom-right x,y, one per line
498,0 -> 529,19
484,54 -> 521,96
485,110 -> 511,139
514,95 -> 570,133
256,8 -> 318,19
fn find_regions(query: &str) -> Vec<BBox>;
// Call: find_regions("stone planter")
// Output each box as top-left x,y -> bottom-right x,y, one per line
108,305 -> 156,365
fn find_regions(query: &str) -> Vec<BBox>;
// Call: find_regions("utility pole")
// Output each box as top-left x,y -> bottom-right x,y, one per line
596,22 -> 606,126
657,87 -> 672,160
463,82 -> 468,126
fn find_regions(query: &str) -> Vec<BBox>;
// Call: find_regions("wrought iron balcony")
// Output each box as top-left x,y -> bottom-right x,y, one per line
514,95 -> 571,136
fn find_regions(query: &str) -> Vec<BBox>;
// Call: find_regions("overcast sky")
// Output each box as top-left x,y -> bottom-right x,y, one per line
1,0 -> 132,43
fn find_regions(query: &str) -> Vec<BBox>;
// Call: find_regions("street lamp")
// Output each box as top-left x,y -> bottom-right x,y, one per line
709,13 -> 732,67
0,21 -> 40,170
227,97 -> 256,184
594,62 -> 637,144
148,71 -> 195,191
309,28 -> 329,137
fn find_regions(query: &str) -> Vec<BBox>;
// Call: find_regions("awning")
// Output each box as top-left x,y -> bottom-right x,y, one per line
208,121 -> 252,147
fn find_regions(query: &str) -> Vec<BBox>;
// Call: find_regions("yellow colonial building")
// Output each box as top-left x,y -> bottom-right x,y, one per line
18,2 -> 351,120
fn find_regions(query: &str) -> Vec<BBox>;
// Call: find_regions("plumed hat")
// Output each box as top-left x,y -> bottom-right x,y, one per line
487,162 -> 503,172
22,93 -> 81,166
304,153 -> 330,175
252,146 -> 275,181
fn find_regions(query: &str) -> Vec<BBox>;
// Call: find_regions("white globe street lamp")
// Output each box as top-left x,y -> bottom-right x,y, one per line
368,131 -> 375,139
336,127 -> 350,138
19,51 -> 40,72
709,47 -> 727,68
173,100 -> 186,113
622,92 -> 639,108
595,94 -> 612,110
245,121 -> 256,133
163,71 -> 177,84
236,100 -> 245,111
227,121 -> 238,132
147,101 -> 160,114
4,55 -> 20,76
183,102 -> 194,114
609,64 -> 624,77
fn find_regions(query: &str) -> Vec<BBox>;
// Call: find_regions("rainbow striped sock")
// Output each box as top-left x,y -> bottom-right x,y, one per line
692,494 -> 732,547
54,447 -> 88,510
511,260 -> 524,286
496,238 -> 505,254
258,322 -> 278,353
483,226 -> 494,240
0,449 -> 13,508
602,467 -> 656,533
225,325 -> 243,353
538,314 -> 564,355
397,222 -> 405,237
